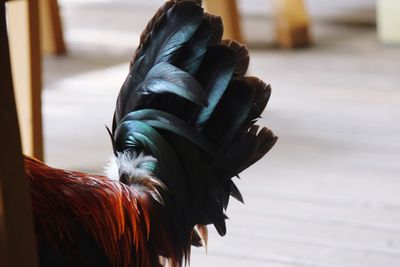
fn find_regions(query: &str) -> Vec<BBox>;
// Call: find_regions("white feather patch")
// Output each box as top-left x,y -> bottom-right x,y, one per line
104,151 -> 161,185
104,155 -> 119,181
104,151 -> 165,204
117,151 -> 157,182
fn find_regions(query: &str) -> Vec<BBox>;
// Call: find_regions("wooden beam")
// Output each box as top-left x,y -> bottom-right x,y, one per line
39,0 -> 66,54
0,3 -> 39,266
7,0 -> 44,161
204,0 -> 244,43
273,0 -> 311,48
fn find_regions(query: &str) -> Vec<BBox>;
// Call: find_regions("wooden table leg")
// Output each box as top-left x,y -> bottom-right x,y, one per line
0,3 -> 39,266
204,0 -> 244,43
39,0 -> 66,54
273,0 -> 311,48
7,0 -> 44,161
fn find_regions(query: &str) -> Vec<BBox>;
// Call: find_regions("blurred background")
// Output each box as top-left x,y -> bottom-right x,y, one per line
11,0 -> 400,266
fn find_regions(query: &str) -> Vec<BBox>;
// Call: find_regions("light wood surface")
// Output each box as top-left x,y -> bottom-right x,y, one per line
39,0 -> 66,54
273,0 -> 311,48
0,3 -> 38,266
204,0 -> 311,47
8,0 -> 44,161
204,0 -> 243,43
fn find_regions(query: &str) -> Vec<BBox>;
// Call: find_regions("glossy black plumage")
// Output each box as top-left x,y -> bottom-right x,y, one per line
111,0 -> 277,240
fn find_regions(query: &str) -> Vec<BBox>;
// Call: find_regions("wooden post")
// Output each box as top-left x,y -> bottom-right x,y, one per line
273,0 -> 311,48
0,2 -> 39,266
204,0 -> 244,43
39,0 -> 66,54
377,0 -> 400,44
7,0 -> 44,161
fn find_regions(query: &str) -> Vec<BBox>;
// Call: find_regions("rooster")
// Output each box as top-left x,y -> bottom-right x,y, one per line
27,0 -> 277,266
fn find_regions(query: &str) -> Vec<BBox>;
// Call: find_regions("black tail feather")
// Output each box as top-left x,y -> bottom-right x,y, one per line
111,0 -> 277,241
195,45 -> 235,128
175,13 -> 223,75
222,39 -> 250,78
114,1 -> 204,131
202,79 -> 255,149
245,76 -> 271,123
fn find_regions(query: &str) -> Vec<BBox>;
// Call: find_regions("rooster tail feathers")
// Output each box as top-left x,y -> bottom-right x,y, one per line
245,76 -> 272,122
138,62 -> 207,107
222,39 -> 250,78
130,0 -> 175,67
201,79 -> 255,149
195,45 -> 235,128
113,1 -> 204,130
175,13 -> 223,75
112,0 -> 277,241
244,126 -> 278,170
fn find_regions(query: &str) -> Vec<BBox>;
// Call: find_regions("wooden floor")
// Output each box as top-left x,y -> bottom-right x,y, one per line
43,0 -> 400,266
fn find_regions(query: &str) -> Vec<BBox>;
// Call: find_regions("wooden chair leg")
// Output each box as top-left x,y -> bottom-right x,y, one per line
7,0 -> 44,161
39,0 -> 66,54
0,3 -> 39,266
204,0 -> 244,43
273,0 -> 311,48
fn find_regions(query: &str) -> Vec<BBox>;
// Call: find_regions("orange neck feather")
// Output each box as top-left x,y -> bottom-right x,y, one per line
25,156 -> 194,267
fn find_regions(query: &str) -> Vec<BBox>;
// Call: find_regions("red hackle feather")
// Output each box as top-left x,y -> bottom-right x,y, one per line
26,156 -> 201,267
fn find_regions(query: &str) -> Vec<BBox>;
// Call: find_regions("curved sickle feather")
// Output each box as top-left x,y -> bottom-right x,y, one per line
121,109 -> 220,158
114,1 -> 204,130
137,62 -> 208,107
